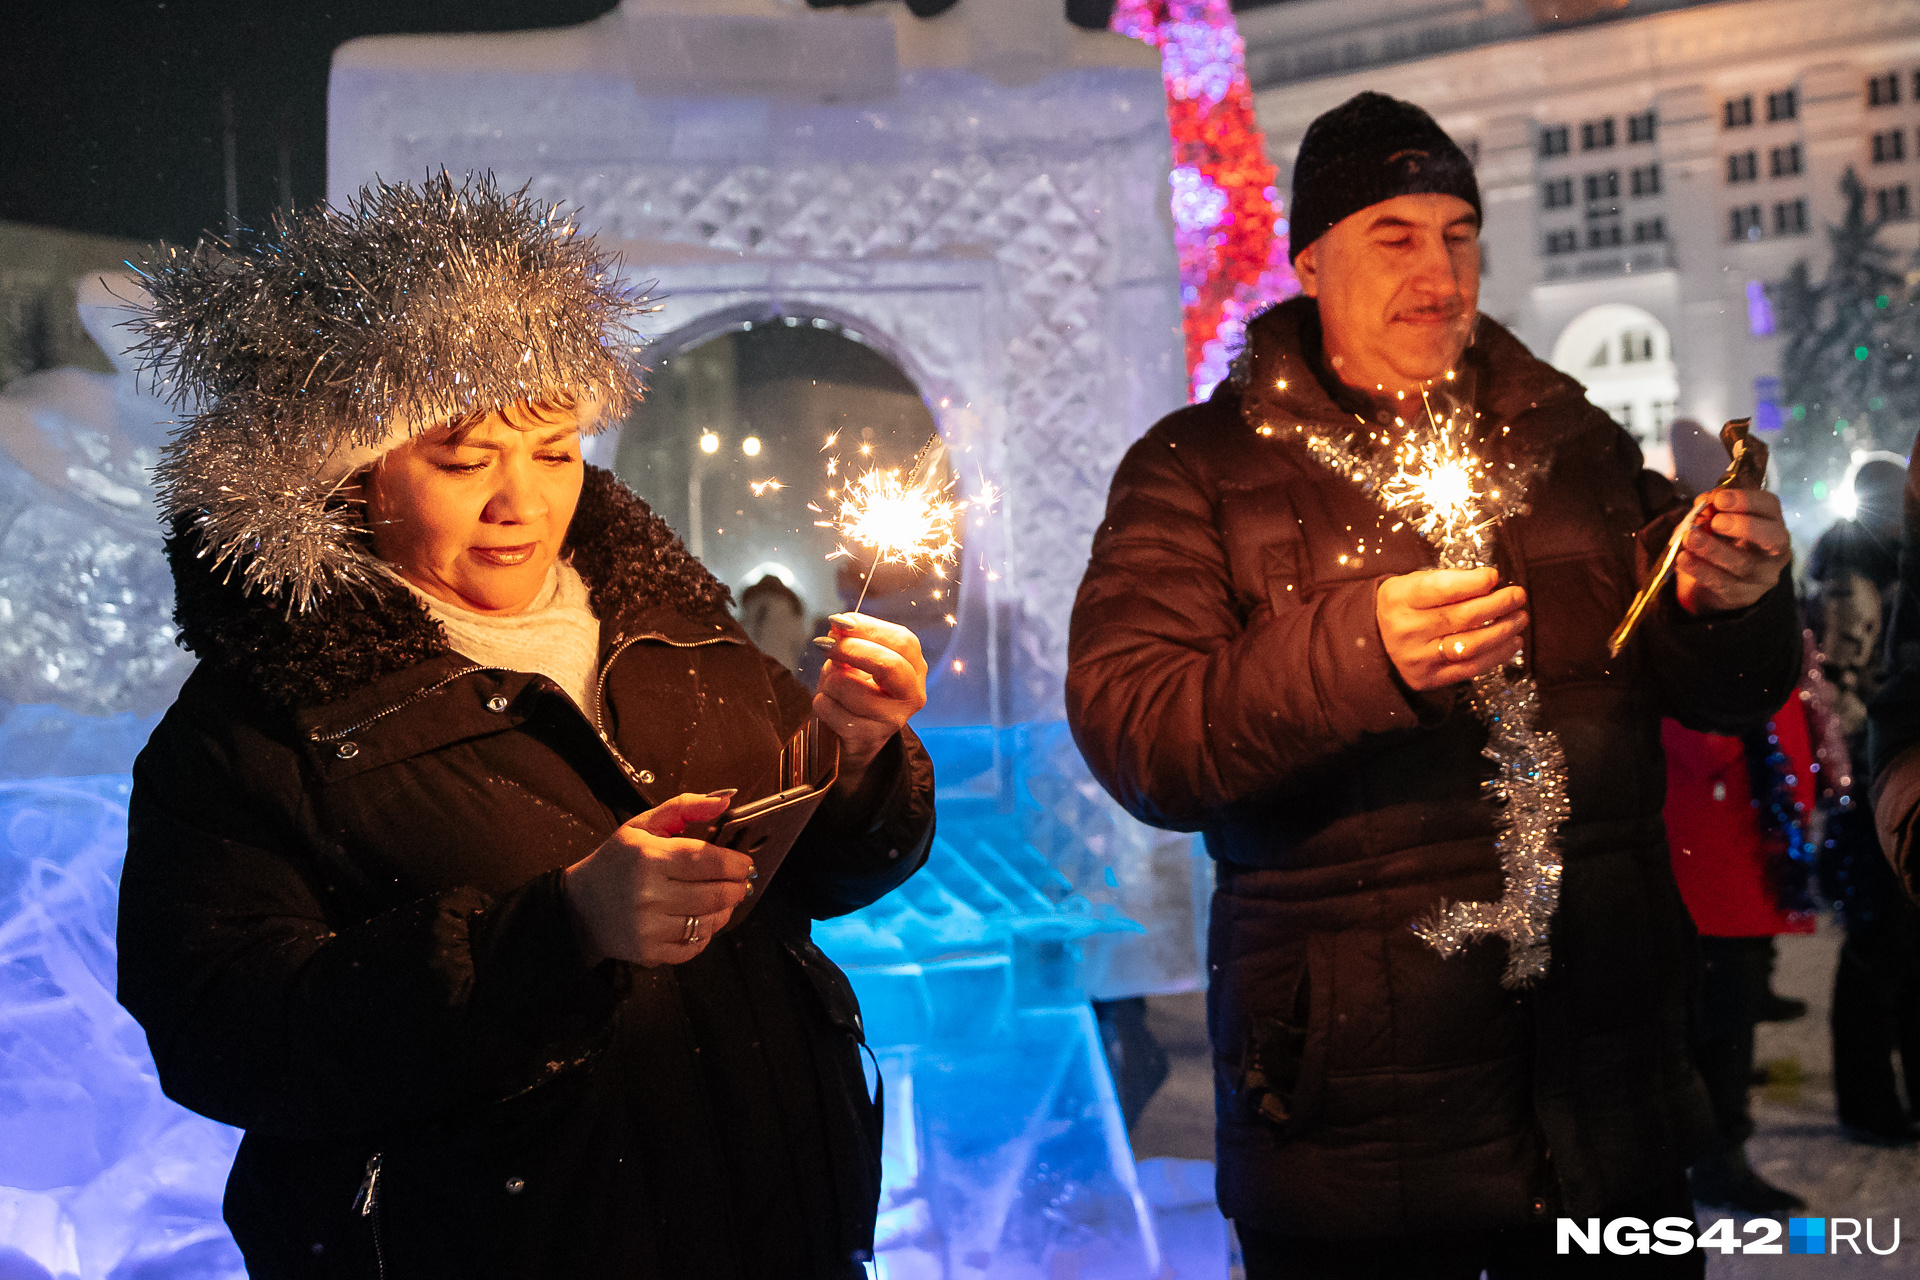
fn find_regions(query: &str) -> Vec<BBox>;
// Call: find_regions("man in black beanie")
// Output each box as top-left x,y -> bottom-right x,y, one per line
1068,92 -> 1800,1275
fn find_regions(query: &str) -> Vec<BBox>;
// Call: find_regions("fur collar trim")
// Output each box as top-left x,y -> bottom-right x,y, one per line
166,466 -> 732,709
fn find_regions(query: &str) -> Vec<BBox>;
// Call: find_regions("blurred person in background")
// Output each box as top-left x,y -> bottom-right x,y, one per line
1806,456 -> 1920,1146
1664,420 -> 1836,1212
739,572 -> 810,675
1871,457 -> 1920,906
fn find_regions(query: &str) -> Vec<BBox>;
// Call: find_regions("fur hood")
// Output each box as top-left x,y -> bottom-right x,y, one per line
165,466 -> 732,709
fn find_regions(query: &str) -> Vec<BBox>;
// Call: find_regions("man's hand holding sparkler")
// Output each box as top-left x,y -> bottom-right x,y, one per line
1673,488 -> 1791,615
1378,568 -> 1530,692
814,613 -> 928,796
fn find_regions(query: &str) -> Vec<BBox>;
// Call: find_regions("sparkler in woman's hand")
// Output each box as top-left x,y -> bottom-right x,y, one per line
816,441 -> 967,614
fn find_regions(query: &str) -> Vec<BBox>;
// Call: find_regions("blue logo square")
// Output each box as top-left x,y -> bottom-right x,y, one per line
1788,1218 -> 1826,1255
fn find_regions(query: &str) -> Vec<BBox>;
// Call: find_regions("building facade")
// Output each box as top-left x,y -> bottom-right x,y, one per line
1243,0 -> 1920,510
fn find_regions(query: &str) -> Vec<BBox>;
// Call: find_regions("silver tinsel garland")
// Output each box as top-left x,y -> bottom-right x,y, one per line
1278,393 -> 1569,987
124,172 -> 653,610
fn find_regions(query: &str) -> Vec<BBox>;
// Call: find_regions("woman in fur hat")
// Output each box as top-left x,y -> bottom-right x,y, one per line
114,174 -> 934,1278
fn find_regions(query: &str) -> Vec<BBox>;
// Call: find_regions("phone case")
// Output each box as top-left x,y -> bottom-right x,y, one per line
713,718 -> 840,933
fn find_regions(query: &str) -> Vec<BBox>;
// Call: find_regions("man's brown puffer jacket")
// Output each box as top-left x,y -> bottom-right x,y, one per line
1067,297 -> 1799,1237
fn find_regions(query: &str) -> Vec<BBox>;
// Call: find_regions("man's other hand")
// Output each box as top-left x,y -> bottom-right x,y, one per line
1376,567 -> 1529,692
1675,488 -> 1791,616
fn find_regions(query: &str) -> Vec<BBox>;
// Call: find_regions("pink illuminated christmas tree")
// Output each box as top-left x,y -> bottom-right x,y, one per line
1113,0 -> 1300,400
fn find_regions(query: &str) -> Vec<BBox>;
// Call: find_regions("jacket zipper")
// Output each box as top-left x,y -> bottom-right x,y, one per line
313,665 -> 491,742
592,634 -> 648,792
590,631 -> 736,797
353,1153 -> 386,1279
312,632 -> 732,798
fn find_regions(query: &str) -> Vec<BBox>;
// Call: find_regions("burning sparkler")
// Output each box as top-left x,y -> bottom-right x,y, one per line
1374,389 -> 1507,570
814,435 -> 969,614
1288,376 -> 1565,988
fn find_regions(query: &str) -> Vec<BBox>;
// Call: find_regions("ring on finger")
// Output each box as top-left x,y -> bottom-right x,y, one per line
682,914 -> 701,945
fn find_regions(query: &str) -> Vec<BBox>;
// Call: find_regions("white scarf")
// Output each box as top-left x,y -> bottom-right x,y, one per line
405,561 -> 602,721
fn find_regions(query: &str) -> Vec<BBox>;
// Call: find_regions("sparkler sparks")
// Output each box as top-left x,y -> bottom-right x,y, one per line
1277,377 -> 1566,989
748,478 -> 784,497
813,434 -> 994,615
1372,397 -> 1506,568
1300,388 -> 1530,573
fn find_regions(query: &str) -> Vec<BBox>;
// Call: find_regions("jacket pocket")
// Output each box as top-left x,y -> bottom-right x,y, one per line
1264,539 -> 1309,612
1216,923 -> 1333,1135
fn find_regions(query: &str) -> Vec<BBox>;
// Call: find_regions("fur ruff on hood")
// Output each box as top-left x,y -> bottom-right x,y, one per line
165,466 -> 731,709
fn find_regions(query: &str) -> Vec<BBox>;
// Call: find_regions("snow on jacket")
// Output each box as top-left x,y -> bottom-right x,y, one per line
116,467 -> 935,1279
1065,296 -> 1799,1238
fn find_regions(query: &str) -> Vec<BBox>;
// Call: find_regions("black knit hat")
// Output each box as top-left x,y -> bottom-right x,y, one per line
1288,92 -> 1481,262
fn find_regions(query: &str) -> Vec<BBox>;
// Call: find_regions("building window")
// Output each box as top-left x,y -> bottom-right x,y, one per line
1731,204 -> 1764,240
1724,95 -> 1754,127
1868,72 -> 1900,107
1766,88 -> 1799,122
1633,217 -> 1667,243
1584,171 -> 1622,202
1627,110 -> 1657,144
1650,400 -> 1679,439
1582,118 -> 1617,150
1872,129 -> 1907,164
1587,223 -> 1624,250
1770,143 -> 1803,177
1727,151 -> 1759,183
1621,330 -> 1656,363
1877,184 -> 1913,220
1630,164 -> 1662,197
1773,199 -> 1809,235
1543,177 -> 1574,209
1602,404 -> 1634,431
1544,228 -> 1579,255
1541,125 -> 1571,157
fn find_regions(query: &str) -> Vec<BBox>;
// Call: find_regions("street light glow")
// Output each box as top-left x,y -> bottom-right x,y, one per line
699,432 -> 720,454
742,436 -> 762,457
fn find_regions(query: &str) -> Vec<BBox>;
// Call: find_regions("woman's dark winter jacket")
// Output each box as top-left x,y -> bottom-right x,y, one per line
1065,297 -> 1799,1237
116,467 -> 935,1278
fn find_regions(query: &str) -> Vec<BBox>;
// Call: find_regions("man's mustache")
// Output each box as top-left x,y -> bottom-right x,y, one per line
1397,301 -> 1468,323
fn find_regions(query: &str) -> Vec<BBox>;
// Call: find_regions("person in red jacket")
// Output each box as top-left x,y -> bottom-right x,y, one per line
1663,650 -> 1838,1212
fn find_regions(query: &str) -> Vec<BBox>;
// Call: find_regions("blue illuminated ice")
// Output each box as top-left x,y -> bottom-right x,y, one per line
0,777 -> 243,1280
0,278 -> 239,1279
816,742 -> 1166,1279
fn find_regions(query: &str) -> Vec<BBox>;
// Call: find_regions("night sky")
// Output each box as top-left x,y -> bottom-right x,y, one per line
3,1 -> 1285,251
3,1 -> 620,248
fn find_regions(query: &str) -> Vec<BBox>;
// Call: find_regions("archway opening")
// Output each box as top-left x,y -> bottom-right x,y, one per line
1549,303 -> 1680,471
612,316 -> 956,677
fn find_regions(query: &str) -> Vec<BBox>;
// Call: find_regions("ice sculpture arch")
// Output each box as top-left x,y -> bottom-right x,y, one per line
610,297 -> 988,706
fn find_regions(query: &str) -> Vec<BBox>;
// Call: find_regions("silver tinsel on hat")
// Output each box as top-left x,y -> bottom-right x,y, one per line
1272,390 -> 1569,988
124,172 -> 651,610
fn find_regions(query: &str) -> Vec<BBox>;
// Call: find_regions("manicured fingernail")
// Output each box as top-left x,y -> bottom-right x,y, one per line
812,636 -> 838,650
748,869 -> 759,881
829,613 -> 860,626
706,788 -> 738,799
